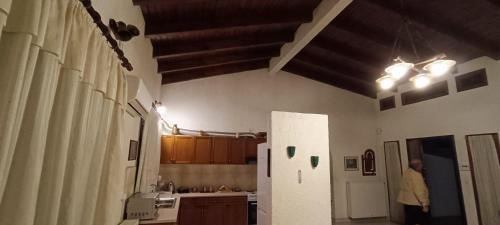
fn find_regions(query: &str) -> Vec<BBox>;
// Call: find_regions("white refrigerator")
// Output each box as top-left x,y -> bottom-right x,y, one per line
257,111 -> 332,225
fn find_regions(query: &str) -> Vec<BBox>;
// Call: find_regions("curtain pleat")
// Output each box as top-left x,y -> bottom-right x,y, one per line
468,135 -> 500,225
0,1 -> 129,225
0,0 -> 12,39
136,111 -> 162,193
0,0 -> 50,203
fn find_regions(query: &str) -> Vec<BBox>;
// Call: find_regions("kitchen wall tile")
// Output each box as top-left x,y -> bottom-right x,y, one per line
159,164 -> 257,191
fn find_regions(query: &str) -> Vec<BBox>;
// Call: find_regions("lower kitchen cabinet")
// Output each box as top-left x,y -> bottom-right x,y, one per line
177,203 -> 205,225
178,197 -> 247,225
202,203 -> 225,225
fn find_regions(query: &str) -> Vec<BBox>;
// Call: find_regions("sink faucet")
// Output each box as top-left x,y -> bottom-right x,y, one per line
150,184 -> 157,192
167,181 -> 175,193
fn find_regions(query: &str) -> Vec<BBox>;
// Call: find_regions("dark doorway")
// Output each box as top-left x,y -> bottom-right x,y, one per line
406,136 -> 467,225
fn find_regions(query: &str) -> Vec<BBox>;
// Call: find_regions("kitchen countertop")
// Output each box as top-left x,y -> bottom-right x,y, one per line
139,192 -> 250,224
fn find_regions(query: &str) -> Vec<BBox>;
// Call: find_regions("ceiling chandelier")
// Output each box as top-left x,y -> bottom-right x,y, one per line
376,1 -> 456,90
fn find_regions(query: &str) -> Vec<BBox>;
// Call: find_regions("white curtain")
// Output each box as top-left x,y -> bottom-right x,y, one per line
135,111 -> 162,193
467,135 -> 500,225
384,142 -> 404,224
0,1 -> 128,225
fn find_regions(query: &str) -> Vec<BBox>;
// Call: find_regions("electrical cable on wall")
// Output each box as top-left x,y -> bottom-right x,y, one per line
151,102 -> 264,139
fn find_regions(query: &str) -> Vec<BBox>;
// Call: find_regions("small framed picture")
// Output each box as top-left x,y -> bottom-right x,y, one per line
128,140 -> 139,161
344,156 -> 359,171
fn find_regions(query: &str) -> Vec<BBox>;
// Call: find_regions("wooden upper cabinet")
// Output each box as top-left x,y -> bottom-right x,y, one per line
229,138 -> 246,164
161,135 -> 175,164
245,137 -> 266,159
174,136 -> 195,164
193,136 -> 212,164
212,137 -> 230,164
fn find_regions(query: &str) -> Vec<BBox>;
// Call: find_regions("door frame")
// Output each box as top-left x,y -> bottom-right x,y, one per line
405,135 -> 468,224
465,133 -> 500,225
383,141 -> 403,224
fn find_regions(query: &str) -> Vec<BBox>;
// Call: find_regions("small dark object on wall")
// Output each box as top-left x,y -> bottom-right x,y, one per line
109,19 -> 140,42
128,140 -> 139,161
362,149 -> 376,176
344,156 -> 359,171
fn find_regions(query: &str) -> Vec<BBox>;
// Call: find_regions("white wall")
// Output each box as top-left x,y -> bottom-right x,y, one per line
93,0 -> 161,99
160,69 -> 381,219
377,56 -> 500,225
270,112 -> 331,225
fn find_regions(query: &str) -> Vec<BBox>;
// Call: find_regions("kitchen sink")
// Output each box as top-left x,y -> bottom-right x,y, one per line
156,192 -> 177,208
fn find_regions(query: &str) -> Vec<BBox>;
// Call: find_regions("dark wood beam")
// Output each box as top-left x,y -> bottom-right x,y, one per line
158,47 -> 280,73
362,0 -> 500,58
294,50 -> 376,81
284,59 -> 376,98
310,35 -> 388,68
153,34 -> 293,58
327,20 -> 435,62
162,59 -> 268,84
155,42 -> 283,60
328,20 -> 394,49
145,13 -> 312,38
133,0 -> 204,6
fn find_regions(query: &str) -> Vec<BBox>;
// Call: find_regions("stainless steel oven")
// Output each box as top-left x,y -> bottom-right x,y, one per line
247,193 -> 257,225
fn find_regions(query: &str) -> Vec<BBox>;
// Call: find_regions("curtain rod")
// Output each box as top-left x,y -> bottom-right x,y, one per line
79,0 -> 133,71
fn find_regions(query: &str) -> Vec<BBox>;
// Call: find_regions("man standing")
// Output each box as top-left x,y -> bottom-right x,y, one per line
398,159 -> 430,225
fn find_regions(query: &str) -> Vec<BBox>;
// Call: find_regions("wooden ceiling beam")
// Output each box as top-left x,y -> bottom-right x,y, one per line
158,47 -> 280,73
152,34 -> 294,58
328,19 -> 394,49
145,13 -> 312,38
284,59 -> 376,98
294,50 -> 376,81
310,35 -> 387,68
269,0 -> 353,74
133,0 -> 205,6
162,59 -> 268,84
155,42 -> 283,60
327,19 -> 435,61
362,0 -> 500,58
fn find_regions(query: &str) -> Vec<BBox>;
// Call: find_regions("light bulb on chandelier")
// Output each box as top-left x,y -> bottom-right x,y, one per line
385,62 -> 414,80
409,73 -> 431,89
423,59 -> 456,77
376,75 -> 396,90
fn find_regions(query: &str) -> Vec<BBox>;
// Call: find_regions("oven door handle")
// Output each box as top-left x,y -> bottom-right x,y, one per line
250,202 -> 257,206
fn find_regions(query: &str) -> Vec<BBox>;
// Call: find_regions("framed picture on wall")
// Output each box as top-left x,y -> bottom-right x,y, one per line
128,140 -> 139,161
344,156 -> 359,171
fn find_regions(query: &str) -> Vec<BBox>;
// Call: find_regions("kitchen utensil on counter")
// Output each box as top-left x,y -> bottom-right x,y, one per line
217,185 -> 230,192
232,186 -> 242,192
208,185 -> 214,193
190,186 -> 199,193
177,186 -> 189,193
167,181 -> 176,193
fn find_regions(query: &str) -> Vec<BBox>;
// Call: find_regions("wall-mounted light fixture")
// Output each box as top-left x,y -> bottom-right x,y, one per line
311,156 -> 319,169
287,146 -> 296,158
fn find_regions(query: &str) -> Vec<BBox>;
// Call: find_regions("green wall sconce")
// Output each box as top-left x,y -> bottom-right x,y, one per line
287,146 -> 296,158
311,156 -> 319,168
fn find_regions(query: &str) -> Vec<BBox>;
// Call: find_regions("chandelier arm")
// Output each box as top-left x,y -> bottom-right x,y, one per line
389,24 -> 405,64
404,20 -> 420,61
412,24 -> 440,55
